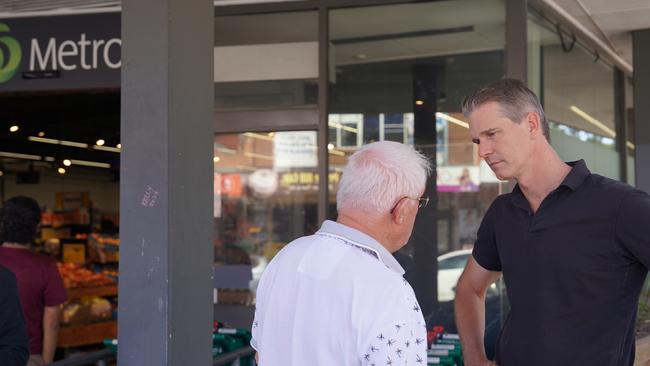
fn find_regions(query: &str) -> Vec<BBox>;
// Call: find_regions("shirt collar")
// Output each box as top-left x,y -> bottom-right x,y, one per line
559,159 -> 591,191
510,159 -> 591,211
316,220 -> 405,275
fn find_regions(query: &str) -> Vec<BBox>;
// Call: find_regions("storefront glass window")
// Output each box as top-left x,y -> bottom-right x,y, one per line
214,11 -> 318,110
528,11 -> 619,179
329,0 -> 506,356
213,131 -> 319,297
213,10 -> 319,320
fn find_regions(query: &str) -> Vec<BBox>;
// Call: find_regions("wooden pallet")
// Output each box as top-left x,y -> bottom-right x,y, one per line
58,320 -> 117,348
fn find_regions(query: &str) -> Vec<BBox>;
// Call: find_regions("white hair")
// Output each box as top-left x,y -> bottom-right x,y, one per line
336,141 -> 432,214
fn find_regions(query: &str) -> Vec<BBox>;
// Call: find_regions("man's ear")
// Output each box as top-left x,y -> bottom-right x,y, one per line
391,200 -> 406,225
527,112 -> 541,138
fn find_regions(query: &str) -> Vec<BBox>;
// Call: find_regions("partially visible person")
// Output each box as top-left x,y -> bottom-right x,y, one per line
454,79 -> 650,366
0,196 -> 67,366
0,264 -> 29,366
252,141 -> 432,365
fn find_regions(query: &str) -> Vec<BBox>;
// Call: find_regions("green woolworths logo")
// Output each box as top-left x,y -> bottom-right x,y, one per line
0,23 -> 21,83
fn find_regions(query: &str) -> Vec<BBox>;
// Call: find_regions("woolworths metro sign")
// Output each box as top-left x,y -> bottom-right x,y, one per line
0,23 -> 22,82
0,12 -> 120,92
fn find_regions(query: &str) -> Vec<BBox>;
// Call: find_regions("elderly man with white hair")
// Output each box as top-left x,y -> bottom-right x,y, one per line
251,140 -> 431,365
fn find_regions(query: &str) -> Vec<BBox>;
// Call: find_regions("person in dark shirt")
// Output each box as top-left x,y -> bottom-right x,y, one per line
0,264 -> 29,366
0,196 -> 67,366
454,79 -> 650,366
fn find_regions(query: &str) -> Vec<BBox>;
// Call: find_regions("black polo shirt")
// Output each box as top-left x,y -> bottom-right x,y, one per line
474,160 -> 650,366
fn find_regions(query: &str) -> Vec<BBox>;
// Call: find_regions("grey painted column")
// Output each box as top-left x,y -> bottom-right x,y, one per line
505,0 -> 527,82
118,0 -> 214,365
633,29 -> 650,193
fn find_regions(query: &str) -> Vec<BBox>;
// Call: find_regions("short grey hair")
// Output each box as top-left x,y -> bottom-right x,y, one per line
336,141 -> 432,215
461,78 -> 549,141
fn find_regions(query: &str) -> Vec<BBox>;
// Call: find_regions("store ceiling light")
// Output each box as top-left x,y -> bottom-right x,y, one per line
44,157 -> 55,162
58,167 -> 66,174
116,143 -> 121,149
436,112 -> 469,129
38,131 -> 45,137
28,136 -> 90,149
243,132 -> 274,142
96,139 -> 105,146
569,106 -> 615,137
94,145 -> 121,152
9,125 -> 19,132
61,140 -> 89,148
0,151 -> 41,160
327,143 -> 334,150
415,100 -> 424,106
70,159 -> 111,169
63,159 -> 72,166
213,156 -> 221,163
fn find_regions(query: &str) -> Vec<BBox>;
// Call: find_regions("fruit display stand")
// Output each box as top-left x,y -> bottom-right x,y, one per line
57,263 -> 118,348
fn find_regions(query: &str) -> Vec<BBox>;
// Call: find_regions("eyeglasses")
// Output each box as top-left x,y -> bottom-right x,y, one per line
389,195 -> 429,214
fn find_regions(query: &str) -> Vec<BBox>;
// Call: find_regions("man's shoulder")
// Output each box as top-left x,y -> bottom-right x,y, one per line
584,174 -> 642,200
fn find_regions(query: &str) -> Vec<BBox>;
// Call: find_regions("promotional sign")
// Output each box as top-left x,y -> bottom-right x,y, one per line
437,166 -> 480,192
273,131 -> 318,170
0,12 -> 120,92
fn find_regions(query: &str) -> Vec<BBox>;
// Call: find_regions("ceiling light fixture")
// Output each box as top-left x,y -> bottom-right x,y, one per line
29,136 -> 91,149
415,100 -> 424,106
327,143 -> 334,150
436,112 -> 469,129
58,167 -> 66,174
38,131 -> 45,137
0,151 -> 41,160
94,145 -> 120,152
213,156 -> 221,163
9,125 -> 19,132
116,143 -> 121,149
63,159 -> 72,166
69,159 -> 111,169
243,132 -> 274,142
0,171 -> 3,177
569,106 -> 615,137
96,139 -> 105,146
61,140 -> 88,148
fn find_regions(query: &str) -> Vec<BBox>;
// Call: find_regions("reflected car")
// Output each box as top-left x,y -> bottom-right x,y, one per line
437,249 -> 498,302
437,249 -> 473,302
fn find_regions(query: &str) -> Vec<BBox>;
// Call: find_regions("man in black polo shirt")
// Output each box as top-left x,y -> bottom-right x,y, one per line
454,78 -> 650,366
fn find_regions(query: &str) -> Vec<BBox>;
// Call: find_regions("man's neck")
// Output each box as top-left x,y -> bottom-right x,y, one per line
336,211 -> 395,253
516,146 -> 572,212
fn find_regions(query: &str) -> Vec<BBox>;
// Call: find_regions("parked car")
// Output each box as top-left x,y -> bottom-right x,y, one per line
437,249 -> 473,302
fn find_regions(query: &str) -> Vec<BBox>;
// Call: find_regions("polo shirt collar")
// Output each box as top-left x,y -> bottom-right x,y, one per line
316,220 -> 405,275
559,159 -> 591,191
510,159 -> 591,211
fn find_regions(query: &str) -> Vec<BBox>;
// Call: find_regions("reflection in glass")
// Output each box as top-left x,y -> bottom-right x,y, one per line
213,131 -> 319,301
328,0 -> 506,356
528,10 -> 619,179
